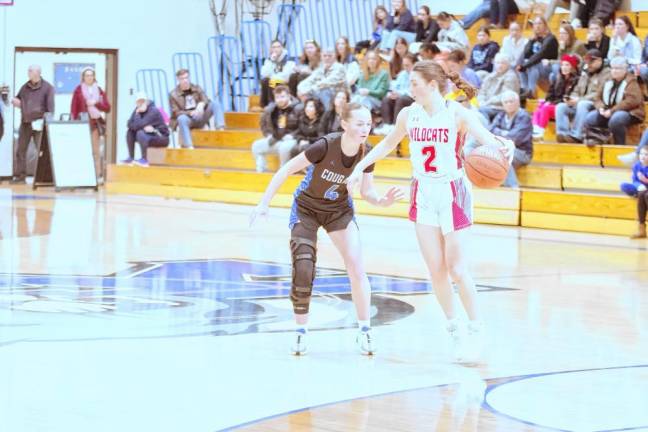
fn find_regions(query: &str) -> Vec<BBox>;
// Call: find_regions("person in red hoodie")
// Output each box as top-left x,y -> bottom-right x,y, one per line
70,67 -> 111,179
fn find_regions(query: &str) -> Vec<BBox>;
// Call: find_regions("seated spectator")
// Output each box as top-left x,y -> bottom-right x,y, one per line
636,33 -> 648,85
252,85 -> 299,172
585,18 -> 610,59
389,37 -> 410,79
501,22 -> 528,64
620,144 -> 648,239
468,26 -> 500,81
380,0 -> 416,51
289,40 -> 321,96
460,0 -> 491,30
607,16 -> 642,66
436,12 -> 470,52
123,92 -> 169,167
489,0 -> 520,29
320,90 -> 349,134
532,54 -> 580,139
583,57 -> 645,146
169,68 -> 215,149
291,97 -> 325,157
544,0 -> 585,27
478,53 -> 520,120
550,23 -> 587,82
414,5 -> 439,45
589,0 -> 623,26
418,42 -> 441,61
335,36 -> 361,88
556,49 -> 609,143
70,66 -> 111,178
447,49 -> 481,89
376,53 -> 416,135
488,90 -> 533,187
517,16 -> 558,99
297,47 -> 348,109
351,50 -> 389,111
260,40 -> 295,107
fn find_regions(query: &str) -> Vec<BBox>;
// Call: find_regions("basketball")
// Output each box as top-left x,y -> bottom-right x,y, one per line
464,145 -> 510,188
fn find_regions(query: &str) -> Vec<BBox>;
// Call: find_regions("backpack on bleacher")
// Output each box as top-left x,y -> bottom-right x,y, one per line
583,125 -> 611,146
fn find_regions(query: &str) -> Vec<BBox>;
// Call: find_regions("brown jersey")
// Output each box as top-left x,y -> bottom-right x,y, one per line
289,133 -> 374,227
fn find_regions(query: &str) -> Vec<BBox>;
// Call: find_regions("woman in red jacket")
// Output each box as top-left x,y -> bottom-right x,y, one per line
70,67 -> 111,179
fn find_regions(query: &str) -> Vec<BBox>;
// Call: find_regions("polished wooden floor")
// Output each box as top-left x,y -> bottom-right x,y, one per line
0,185 -> 646,432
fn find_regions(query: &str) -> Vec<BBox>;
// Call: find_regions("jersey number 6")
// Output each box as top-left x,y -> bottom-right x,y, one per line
422,146 -> 437,173
324,184 -> 340,200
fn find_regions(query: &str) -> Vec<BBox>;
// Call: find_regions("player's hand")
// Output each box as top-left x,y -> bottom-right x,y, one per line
249,204 -> 269,228
346,168 -> 363,195
494,136 -> 515,164
379,186 -> 405,207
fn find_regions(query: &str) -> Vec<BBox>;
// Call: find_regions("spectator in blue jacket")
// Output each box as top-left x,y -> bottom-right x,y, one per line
621,145 -> 648,239
488,90 -> 533,187
123,92 -> 170,167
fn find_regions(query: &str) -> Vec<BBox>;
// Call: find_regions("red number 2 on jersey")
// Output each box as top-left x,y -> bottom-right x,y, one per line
422,146 -> 437,173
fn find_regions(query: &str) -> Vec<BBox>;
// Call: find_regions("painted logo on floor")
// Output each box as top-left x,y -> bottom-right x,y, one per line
0,259 -> 514,344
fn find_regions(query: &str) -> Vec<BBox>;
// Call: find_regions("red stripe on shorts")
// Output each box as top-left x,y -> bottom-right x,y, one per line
408,179 -> 419,222
450,178 -> 472,231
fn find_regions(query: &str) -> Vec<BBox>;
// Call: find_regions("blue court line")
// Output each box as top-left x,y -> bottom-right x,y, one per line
218,364 -> 648,432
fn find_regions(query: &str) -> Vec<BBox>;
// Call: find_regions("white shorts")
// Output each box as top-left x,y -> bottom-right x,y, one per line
408,176 -> 473,235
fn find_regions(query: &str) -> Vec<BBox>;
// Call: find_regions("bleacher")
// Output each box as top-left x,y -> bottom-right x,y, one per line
106,10 -> 648,237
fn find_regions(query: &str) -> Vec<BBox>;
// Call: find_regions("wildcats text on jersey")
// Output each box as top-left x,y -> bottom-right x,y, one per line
409,127 -> 449,143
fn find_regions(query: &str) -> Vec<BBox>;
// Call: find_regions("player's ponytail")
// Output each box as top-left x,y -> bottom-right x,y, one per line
447,71 -> 476,100
412,60 -> 477,100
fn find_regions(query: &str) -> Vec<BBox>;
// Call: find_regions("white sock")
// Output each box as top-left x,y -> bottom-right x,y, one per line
358,320 -> 371,331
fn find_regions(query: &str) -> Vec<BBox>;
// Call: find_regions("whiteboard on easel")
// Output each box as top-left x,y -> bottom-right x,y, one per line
46,121 -> 97,188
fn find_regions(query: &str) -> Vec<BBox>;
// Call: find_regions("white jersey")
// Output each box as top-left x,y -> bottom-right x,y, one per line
406,101 -> 466,183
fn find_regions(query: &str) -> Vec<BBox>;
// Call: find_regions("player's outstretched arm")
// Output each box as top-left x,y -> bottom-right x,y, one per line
347,107 -> 410,195
455,104 -> 515,163
249,153 -> 312,227
359,173 -> 405,207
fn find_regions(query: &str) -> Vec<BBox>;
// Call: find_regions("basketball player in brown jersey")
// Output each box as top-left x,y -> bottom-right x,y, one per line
250,103 -> 404,356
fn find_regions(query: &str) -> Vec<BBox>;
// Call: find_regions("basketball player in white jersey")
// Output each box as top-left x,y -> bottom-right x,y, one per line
347,60 -> 515,360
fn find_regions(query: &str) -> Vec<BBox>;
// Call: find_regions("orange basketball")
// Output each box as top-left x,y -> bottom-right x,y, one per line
464,145 -> 510,188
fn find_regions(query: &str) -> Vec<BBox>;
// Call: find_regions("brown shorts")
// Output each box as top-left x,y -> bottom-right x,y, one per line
289,200 -> 356,233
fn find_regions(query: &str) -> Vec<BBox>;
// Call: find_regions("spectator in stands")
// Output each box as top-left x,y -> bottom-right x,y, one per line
501,22 -> 528,64
415,6 -> 440,45
252,85 -> 299,172
0,86 -> 6,142
583,57 -> 645,146
585,18 -> 610,60
375,53 -> 416,135
556,49 -> 609,143
335,36 -> 361,88
447,49 -> 481,89
297,47 -> 347,110
389,37 -> 409,79
123,92 -> 170,167
460,0 -> 491,30
351,50 -> 389,111
289,40 -> 321,96
418,42 -> 441,61
489,0 -> 520,29
549,23 -> 587,83
478,53 -> 521,120
169,69 -> 214,149
70,67 -> 111,179
320,90 -> 349,134
436,12 -> 470,52
488,90 -> 533,187
468,26 -> 500,80
544,0 -> 585,28
620,144 -> 648,239
608,16 -> 642,66
380,0 -> 417,51
636,33 -> 648,85
260,40 -> 295,108
11,64 -> 54,184
589,0 -> 623,26
532,54 -> 580,139
291,96 -> 324,158
517,16 -> 558,99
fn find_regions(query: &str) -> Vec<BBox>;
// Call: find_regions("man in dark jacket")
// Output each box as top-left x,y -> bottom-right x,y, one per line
11,65 -> 55,184
251,85 -> 299,172
488,90 -> 533,187
123,92 -> 170,167
169,69 -> 218,149
516,17 -> 558,99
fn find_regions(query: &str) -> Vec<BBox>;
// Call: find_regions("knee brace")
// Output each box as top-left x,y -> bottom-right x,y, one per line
290,236 -> 317,314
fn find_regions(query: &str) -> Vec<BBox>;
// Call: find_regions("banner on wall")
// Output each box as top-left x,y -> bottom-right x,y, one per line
53,63 -> 94,94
